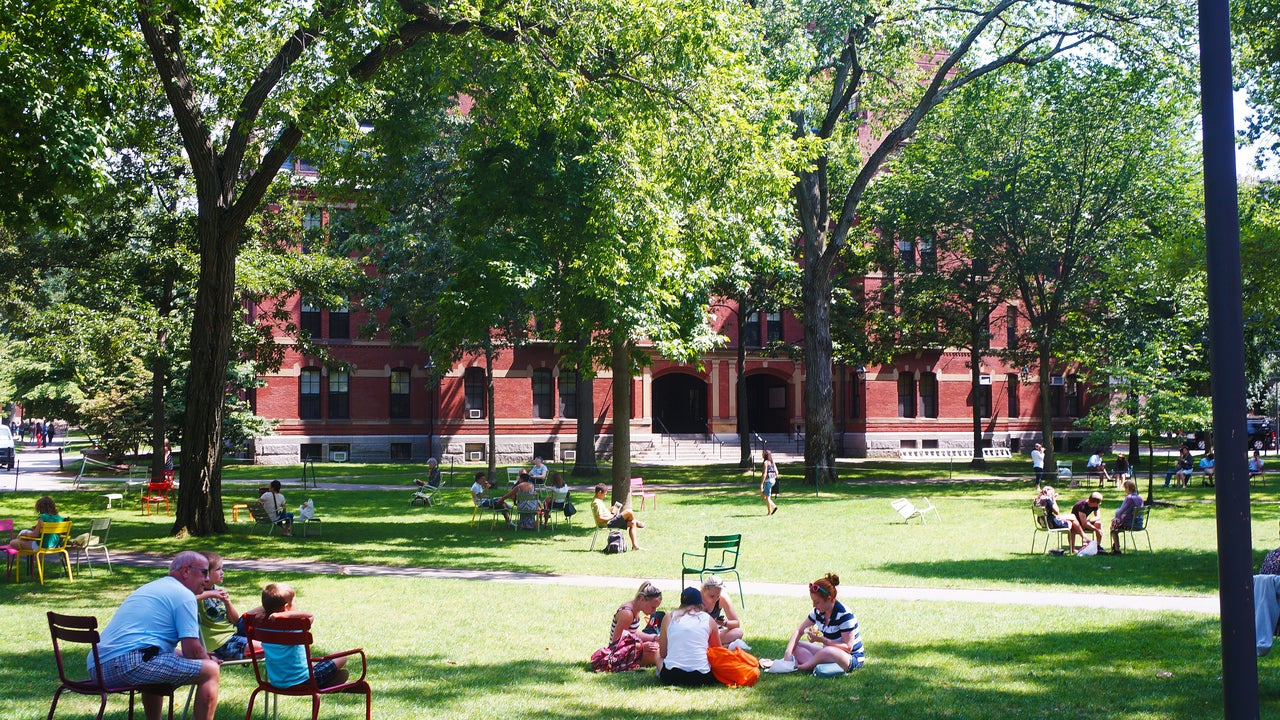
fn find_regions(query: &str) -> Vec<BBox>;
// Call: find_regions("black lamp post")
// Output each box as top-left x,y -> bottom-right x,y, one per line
425,360 -> 436,460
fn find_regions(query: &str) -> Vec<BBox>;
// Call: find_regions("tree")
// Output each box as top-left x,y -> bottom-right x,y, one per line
1235,0 -> 1280,171
762,0 -> 1190,484
887,61 -> 1197,471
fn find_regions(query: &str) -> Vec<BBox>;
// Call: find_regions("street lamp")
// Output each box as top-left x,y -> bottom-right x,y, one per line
425,359 -> 436,460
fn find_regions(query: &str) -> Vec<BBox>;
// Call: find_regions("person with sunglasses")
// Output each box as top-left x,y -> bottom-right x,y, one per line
779,573 -> 865,673
91,551 -> 222,720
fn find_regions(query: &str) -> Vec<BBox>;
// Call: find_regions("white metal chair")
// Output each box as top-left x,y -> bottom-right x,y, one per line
890,498 -> 940,524
1031,507 -> 1070,554
68,518 -> 112,576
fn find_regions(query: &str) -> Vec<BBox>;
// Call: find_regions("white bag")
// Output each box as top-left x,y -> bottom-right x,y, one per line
764,658 -> 796,674
1077,540 -> 1098,556
299,499 -> 315,521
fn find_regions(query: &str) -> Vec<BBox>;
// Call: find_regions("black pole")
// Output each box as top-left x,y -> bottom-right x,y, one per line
1199,0 -> 1259,715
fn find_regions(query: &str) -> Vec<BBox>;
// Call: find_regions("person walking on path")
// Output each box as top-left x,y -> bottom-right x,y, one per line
1031,443 -> 1045,487
760,449 -> 779,516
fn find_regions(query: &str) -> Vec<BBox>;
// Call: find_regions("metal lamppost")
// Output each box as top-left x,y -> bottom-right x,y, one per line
425,360 -> 436,460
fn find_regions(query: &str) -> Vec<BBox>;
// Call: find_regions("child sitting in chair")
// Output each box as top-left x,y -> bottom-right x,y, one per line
195,551 -> 257,660
258,582 -> 350,689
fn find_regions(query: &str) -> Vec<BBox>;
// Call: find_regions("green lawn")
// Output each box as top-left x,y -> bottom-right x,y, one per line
2,465 -> 1278,718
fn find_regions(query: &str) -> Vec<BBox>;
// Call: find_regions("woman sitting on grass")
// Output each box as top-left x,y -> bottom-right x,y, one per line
657,587 -> 720,686
1035,485 -> 1083,552
779,573 -> 864,673
591,581 -> 664,672
701,576 -> 745,649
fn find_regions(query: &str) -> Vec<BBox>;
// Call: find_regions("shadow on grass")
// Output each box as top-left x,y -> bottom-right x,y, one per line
0,615 -> 1250,720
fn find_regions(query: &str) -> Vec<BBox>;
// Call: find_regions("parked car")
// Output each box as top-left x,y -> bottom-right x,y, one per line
1178,417 -> 1275,452
0,424 -> 13,470
1247,417 -> 1275,451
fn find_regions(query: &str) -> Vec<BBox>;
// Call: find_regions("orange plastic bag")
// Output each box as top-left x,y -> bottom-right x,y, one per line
707,646 -> 761,687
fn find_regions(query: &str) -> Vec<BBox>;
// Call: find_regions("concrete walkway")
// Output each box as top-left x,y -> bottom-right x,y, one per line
109,551 -> 1220,615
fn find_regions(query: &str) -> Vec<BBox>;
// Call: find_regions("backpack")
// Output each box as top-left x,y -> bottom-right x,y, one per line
603,530 -> 627,554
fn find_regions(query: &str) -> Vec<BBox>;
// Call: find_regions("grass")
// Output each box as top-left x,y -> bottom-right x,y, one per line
3,462 -> 1278,718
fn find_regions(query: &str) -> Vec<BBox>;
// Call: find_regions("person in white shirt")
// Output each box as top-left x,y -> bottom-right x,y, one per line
258,480 -> 294,536
658,587 -> 720,686
1031,443 -> 1045,487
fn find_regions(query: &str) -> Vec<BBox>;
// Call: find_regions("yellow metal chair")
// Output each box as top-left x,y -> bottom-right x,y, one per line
17,520 -> 74,584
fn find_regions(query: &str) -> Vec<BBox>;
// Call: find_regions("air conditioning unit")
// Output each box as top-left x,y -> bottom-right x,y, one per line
1050,375 -> 1065,386
979,375 -> 992,386
469,451 -> 483,461
563,450 -> 577,461
467,409 -> 483,419
330,451 -> 348,462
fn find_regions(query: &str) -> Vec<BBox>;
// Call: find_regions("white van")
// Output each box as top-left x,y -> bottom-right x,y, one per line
0,423 -> 13,470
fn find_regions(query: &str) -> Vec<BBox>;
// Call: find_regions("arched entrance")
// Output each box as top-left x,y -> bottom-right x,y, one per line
744,374 -> 790,433
652,373 -> 708,434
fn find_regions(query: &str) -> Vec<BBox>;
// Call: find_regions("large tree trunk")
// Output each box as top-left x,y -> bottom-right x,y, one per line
969,343 -> 987,469
572,352 -> 600,477
802,256 -> 837,486
736,307 -> 752,469
173,217 -> 235,536
610,337 -> 632,504
150,271 -> 173,482
486,342 -> 497,481
1038,341 -> 1055,472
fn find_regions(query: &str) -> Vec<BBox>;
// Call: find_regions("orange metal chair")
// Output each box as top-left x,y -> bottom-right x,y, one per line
141,481 -> 173,516
244,615 -> 371,720
46,611 -> 178,719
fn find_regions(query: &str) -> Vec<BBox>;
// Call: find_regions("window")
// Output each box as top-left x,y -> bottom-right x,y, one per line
897,374 -> 917,418
1051,384 -> 1063,417
919,373 -> 937,418
299,368 -> 321,419
301,211 -> 322,254
899,239 -> 916,270
766,312 -> 783,343
299,443 -> 322,461
920,238 -> 936,272
328,369 -> 349,419
978,384 -> 992,419
389,368 -> 411,419
1065,374 -> 1080,417
1006,306 -> 1017,349
390,443 -> 412,461
1008,374 -> 1020,418
300,300 -> 322,337
848,371 -> 862,419
532,369 -> 554,419
464,367 -> 486,418
971,256 -> 989,277
559,370 -> 579,419
329,307 -> 350,340
744,311 -> 761,348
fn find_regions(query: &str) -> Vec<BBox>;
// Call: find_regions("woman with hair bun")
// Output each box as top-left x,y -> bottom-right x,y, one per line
781,573 -> 864,672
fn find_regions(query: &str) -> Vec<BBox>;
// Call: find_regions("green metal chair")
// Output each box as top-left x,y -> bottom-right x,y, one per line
681,534 -> 744,608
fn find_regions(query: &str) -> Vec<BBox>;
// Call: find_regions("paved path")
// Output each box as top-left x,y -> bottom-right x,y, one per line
109,551 -> 1220,615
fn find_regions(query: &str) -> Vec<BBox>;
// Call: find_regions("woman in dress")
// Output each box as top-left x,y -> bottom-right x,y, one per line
760,449 -> 779,516
701,575 -> 744,648
658,587 -> 720,686
781,573 -> 865,673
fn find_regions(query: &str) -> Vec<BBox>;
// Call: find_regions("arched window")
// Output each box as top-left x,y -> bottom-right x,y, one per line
559,370 -> 578,419
919,373 -> 937,418
897,374 -> 917,418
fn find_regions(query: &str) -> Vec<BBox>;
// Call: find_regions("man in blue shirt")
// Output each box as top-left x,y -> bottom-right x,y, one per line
93,551 -> 221,720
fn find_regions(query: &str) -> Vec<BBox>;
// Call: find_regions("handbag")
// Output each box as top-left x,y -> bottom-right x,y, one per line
590,631 -> 645,672
563,495 -> 577,517
707,646 -> 761,687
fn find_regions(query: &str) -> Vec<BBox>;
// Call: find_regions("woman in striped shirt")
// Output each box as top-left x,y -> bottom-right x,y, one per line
783,573 -> 865,672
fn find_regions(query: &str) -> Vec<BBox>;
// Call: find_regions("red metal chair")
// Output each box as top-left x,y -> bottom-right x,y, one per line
141,481 -> 173,516
244,615 -> 371,720
46,611 -> 178,720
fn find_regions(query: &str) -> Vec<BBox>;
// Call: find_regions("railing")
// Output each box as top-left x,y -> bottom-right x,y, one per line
898,448 -> 1013,460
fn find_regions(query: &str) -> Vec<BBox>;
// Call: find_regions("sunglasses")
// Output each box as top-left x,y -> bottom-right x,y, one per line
809,582 -> 831,597
188,566 -> 210,577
